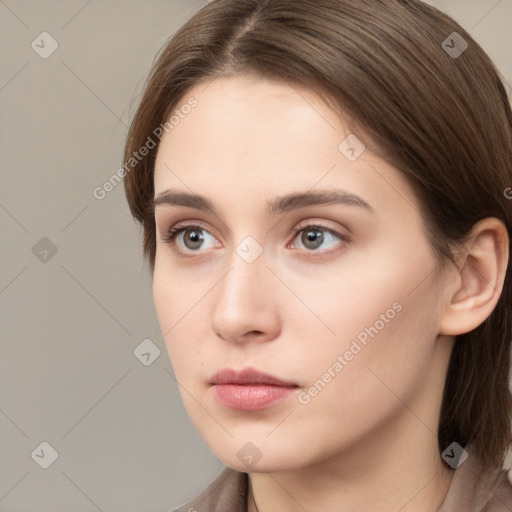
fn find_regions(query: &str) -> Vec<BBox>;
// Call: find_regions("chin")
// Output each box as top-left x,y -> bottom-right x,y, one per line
204,434 -> 318,474
222,455 -> 302,474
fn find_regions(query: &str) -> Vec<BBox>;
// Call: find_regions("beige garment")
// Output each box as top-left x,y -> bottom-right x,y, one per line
172,453 -> 512,512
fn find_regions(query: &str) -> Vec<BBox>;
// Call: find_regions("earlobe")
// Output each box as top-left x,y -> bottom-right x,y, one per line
438,218 -> 509,336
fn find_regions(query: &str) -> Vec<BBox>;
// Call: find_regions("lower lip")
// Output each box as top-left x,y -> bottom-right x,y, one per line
212,384 -> 296,410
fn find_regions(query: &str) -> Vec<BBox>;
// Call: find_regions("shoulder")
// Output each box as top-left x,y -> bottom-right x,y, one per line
170,467 -> 248,512
483,469 -> 512,511
439,448 -> 512,512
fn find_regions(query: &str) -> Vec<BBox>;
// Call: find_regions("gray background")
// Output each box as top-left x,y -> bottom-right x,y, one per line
0,1 -> 511,511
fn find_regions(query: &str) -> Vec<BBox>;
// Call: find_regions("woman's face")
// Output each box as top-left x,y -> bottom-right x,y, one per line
152,75 -> 453,472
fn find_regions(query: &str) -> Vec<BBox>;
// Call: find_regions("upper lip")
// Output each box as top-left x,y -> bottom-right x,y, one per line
209,367 -> 298,387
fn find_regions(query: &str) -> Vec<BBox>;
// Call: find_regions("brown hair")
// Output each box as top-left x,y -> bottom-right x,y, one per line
124,0 -> 512,470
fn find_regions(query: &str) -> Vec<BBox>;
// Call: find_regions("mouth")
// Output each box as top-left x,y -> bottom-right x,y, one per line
209,367 -> 299,411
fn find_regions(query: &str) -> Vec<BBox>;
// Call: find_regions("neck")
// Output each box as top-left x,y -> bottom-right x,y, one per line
247,409 -> 455,512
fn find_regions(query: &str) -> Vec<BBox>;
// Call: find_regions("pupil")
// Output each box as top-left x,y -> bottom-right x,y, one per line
304,229 -> 323,249
186,230 -> 203,248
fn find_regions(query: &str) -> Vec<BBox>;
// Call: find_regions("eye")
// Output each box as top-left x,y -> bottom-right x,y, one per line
289,224 -> 348,255
161,222 -> 349,258
162,223 -> 219,256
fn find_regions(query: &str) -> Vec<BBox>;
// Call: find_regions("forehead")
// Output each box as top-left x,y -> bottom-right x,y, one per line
191,74 -> 334,115
152,75 -> 421,226
154,76 -> 353,183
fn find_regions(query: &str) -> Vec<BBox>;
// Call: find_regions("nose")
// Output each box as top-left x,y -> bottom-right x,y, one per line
210,246 -> 281,344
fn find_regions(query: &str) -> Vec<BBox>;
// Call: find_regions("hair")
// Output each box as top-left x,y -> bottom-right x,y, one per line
123,0 -> 512,471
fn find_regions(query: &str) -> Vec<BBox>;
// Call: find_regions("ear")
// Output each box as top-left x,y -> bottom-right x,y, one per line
438,217 -> 509,336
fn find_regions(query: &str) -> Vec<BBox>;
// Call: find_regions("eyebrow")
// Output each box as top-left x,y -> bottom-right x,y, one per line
153,188 -> 375,216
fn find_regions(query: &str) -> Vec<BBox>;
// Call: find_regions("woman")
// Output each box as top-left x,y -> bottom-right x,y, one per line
123,0 -> 512,510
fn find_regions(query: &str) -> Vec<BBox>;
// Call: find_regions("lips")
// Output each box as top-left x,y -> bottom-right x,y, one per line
209,367 -> 298,387
209,367 -> 298,411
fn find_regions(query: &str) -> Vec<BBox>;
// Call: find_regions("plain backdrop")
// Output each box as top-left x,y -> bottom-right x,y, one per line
1,1 -> 511,511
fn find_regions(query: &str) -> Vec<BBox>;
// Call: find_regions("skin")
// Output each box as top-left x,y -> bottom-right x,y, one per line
152,75 -> 509,511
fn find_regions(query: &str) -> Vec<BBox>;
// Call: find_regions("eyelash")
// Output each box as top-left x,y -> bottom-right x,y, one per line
162,222 -> 350,259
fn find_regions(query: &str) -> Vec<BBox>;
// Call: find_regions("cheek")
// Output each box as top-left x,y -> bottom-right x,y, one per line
321,280 -> 440,408
152,263 -> 174,336
294,239 -> 441,390
152,253 -> 204,334
152,262 -> 211,379
289,246 -> 423,348
288,279 -> 441,456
